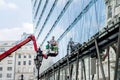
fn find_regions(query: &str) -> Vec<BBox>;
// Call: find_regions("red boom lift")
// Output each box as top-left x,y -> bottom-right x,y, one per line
0,35 -> 51,61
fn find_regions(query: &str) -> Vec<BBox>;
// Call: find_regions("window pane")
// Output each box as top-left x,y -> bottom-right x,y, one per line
7,73 -> 12,78
29,55 -> 31,58
24,55 -> 26,58
0,67 -> 3,71
29,60 -> 31,65
7,67 -> 12,71
18,54 -> 21,58
0,74 -> 2,78
0,48 -> 5,52
108,6 -> 112,19
8,60 -> 12,64
23,61 -> 26,65
18,61 -> 21,65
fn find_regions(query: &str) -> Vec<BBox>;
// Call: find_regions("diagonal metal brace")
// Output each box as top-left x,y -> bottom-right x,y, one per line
94,39 -> 106,80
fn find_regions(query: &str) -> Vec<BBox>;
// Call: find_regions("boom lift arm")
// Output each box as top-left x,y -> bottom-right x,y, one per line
0,35 -> 48,61
0,34 -> 58,61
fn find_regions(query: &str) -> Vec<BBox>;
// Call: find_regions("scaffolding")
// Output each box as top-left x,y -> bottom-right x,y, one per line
39,19 -> 120,80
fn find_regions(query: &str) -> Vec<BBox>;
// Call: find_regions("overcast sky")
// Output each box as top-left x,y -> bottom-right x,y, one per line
0,0 -> 33,41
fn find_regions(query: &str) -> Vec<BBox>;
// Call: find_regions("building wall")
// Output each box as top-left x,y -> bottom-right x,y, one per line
0,41 -> 16,80
15,44 -> 35,80
0,41 -> 36,80
105,0 -> 120,25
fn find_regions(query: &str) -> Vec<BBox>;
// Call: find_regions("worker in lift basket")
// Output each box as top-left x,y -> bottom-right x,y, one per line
46,36 -> 58,57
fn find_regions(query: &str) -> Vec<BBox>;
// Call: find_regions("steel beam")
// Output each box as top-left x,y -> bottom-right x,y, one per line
75,51 -> 79,80
114,24 -> 120,80
95,39 -> 106,80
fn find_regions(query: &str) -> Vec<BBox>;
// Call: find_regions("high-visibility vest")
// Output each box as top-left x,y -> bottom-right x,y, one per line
46,44 -> 49,49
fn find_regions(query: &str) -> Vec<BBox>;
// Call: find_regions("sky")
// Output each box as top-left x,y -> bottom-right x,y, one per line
0,0 -> 33,41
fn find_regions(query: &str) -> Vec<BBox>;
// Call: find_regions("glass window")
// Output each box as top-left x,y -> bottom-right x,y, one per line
0,67 -> 3,71
0,74 -> 2,78
7,67 -> 12,71
8,60 -> 12,64
7,73 -> 12,78
29,60 -> 31,65
18,61 -> 21,65
108,6 -> 112,19
18,54 -> 21,58
0,48 -> 5,52
24,55 -> 26,58
23,61 -> 26,65
29,55 -> 31,58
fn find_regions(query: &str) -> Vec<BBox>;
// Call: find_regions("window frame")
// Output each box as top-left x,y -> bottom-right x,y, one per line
108,5 -> 112,19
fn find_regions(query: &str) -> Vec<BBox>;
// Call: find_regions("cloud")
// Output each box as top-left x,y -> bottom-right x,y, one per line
0,23 -> 33,41
0,0 -> 18,9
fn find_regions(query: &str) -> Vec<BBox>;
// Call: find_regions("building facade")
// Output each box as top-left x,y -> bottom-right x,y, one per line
0,40 -> 36,80
32,0 -> 106,72
0,41 -> 16,80
14,43 -> 35,80
105,0 -> 120,25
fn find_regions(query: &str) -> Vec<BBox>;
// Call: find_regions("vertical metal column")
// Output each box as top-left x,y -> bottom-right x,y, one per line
67,56 -> 70,80
107,47 -> 110,80
57,64 -> 60,80
38,68 -> 40,80
65,66 -> 67,80
62,68 -> 64,80
114,24 -> 120,80
95,39 -> 106,80
47,72 -> 50,80
97,59 -> 99,80
82,59 -> 86,80
88,57 -> 90,80
53,67 -> 55,80
46,72 -> 49,80
70,64 -> 73,80
44,73 -> 46,80
81,60 -> 83,80
75,51 -> 79,80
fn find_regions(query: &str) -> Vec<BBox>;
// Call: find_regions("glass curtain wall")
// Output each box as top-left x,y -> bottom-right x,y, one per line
32,0 -> 106,71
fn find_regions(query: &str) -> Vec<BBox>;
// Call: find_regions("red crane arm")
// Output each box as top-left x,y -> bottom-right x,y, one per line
0,35 -> 38,61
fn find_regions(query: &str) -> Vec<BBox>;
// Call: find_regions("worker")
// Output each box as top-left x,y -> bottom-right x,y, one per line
68,38 -> 74,53
49,36 -> 57,50
45,36 -> 58,58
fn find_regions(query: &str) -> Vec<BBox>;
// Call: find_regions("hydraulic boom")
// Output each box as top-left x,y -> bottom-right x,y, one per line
0,35 -> 58,61
0,35 -> 38,61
